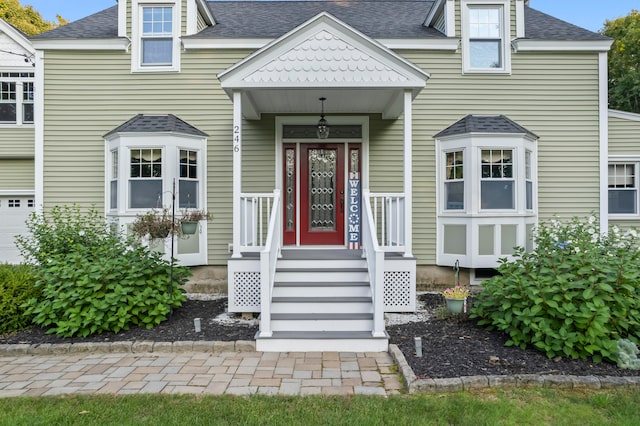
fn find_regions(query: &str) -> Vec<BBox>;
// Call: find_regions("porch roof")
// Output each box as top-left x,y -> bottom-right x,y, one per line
218,12 -> 430,120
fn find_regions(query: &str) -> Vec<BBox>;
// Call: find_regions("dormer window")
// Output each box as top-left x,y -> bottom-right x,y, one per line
461,0 -> 511,74
132,1 -> 180,73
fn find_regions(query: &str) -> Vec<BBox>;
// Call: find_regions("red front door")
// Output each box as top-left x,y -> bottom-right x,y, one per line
300,143 -> 345,245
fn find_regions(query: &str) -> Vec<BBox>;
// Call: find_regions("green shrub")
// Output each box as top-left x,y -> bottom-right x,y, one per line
470,215 -> 640,363
0,264 -> 40,334
17,205 -> 190,337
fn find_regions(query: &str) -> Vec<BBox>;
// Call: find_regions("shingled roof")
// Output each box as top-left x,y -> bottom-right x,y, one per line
434,115 -> 538,139
104,114 -> 208,138
32,1 -> 608,42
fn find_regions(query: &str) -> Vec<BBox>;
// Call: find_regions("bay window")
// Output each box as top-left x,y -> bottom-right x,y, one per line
435,115 -> 538,269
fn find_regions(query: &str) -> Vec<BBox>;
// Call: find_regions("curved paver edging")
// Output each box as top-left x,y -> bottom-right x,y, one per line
388,344 -> 640,393
0,340 -> 256,356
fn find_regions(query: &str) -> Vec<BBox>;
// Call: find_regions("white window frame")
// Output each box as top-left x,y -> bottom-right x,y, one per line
608,159 -> 640,218
0,72 -> 34,126
480,148 -> 515,211
444,149 -> 465,211
131,0 -> 181,73
461,0 -> 511,74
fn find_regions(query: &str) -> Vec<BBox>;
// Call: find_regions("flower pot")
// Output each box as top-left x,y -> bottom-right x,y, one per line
445,298 -> 465,314
181,221 -> 198,235
150,228 -> 170,239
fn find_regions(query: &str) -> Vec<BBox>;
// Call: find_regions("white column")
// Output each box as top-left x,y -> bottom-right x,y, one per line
34,49 -> 45,213
232,90 -> 243,258
403,89 -> 413,257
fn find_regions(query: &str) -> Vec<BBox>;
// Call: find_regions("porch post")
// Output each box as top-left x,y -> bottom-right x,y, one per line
403,89 -> 413,257
232,90 -> 242,258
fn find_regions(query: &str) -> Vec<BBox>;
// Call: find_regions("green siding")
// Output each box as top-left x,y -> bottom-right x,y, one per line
0,159 -> 34,189
609,116 -> 640,156
0,127 -> 34,157
42,48 -> 252,264
41,46 -> 601,267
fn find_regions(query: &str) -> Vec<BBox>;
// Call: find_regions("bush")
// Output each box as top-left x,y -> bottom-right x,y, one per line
0,264 -> 40,334
17,205 -> 190,337
470,216 -> 640,363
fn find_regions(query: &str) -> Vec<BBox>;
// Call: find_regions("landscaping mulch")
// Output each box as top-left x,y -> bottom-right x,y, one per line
2,293 -> 638,380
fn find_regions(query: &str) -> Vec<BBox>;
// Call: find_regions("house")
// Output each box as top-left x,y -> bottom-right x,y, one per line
0,19 -> 35,264
28,0 -> 615,351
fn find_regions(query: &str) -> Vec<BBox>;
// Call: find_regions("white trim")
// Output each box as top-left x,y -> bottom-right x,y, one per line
187,0 -> 198,36
512,39 -> 613,52
183,37 -> 460,51
446,0 -> 456,37
0,189 -> 35,196
118,0 -> 128,38
609,109 -> 640,122
516,0 -> 525,39
461,0 -> 512,75
34,49 -> 44,212
424,0 -> 445,27
599,51 -> 609,232
607,157 -> 640,220
31,39 -> 129,50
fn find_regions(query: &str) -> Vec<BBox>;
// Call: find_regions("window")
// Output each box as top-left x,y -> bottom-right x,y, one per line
525,150 -> 533,210
142,6 -> 173,66
0,72 -> 34,125
609,163 -> 637,214
129,148 -> 163,208
481,149 -> 514,209
110,150 -> 119,210
445,150 -> 464,210
469,7 -> 502,69
462,1 -> 510,73
179,149 -> 199,209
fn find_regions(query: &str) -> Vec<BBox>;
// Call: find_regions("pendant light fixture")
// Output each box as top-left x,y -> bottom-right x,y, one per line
316,97 -> 330,139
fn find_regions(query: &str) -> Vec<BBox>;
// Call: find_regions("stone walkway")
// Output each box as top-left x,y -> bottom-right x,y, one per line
0,351 -> 402,397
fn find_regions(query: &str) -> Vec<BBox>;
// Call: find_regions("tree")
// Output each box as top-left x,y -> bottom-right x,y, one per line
0,0 -> 66,36
602,10 -> 640,114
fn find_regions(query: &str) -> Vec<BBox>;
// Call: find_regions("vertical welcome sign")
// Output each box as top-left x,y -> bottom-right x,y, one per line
348,172 -> 361,249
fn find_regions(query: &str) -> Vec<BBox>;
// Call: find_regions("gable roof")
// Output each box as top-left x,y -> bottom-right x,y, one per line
434,115 -> 538,139
104,114 -> 208,138
31,1 -> 607,43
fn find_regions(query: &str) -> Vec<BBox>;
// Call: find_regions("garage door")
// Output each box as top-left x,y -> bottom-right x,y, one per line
0,196 -> 34,264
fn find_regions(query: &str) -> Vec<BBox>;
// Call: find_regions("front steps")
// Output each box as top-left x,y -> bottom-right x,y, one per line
255,249 -> 388,352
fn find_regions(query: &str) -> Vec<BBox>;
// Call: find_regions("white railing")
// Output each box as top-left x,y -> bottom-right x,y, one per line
258,190 -> 281,338
240,192 -> 276,252
367,192 -> 406,253
362,190 -> 386,338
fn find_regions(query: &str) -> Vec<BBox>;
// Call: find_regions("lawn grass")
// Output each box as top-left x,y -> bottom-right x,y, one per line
1,388 -> 639,426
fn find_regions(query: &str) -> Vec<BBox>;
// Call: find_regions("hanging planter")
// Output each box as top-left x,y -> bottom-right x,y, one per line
180,221 -> 198,235
131,209 -> 176,240
445,298 -> 465,314
442,285 -> 470,314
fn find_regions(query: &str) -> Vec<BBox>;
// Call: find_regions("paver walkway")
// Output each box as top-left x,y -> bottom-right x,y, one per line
0,351 -> 402,397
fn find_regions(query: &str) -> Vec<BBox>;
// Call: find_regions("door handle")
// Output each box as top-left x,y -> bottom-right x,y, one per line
340,197 -> 344,213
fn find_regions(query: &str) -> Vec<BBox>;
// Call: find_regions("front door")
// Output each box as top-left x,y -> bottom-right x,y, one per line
300,143 -> 345,245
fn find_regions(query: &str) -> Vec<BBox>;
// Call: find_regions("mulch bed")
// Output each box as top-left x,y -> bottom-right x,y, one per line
2,294 -> 638,379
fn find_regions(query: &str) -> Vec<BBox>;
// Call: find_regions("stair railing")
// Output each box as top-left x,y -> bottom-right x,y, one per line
368,192 -> 406,253
258,189 -> 281,338
362,189 -> 386,338
239,192 -> 276,252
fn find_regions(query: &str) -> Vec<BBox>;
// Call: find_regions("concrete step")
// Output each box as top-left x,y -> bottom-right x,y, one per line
255,330 -> 389,352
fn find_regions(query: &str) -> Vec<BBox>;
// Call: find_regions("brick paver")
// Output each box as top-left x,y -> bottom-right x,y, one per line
0,350 -> 401,397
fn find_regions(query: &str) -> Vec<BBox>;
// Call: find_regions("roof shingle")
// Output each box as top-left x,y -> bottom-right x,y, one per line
104,114 -> 208,138
434,115 -> 538,139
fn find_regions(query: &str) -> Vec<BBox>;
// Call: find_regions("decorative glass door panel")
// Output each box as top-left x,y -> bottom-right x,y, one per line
300,144 -> 345,245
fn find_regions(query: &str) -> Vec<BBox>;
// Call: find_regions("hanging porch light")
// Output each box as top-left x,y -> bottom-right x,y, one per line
316,97 -> 330,139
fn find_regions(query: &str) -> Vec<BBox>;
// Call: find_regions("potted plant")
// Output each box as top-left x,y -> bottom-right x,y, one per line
442,285 -> 470,314
131,209 -> 176,239
179,209 -> 211,235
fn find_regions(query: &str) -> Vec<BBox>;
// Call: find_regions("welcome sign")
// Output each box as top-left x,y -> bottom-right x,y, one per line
348,173 -> 361,249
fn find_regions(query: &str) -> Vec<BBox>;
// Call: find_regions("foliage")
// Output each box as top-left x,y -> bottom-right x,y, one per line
16,205 -> 189,337
0,263 -> 39,334
602,10 -> 640,113
442,285 -> 469,299
470,215 -> 640,363
616,339 -> 640,370
0,0 -> 66,36
180,209 -> 212,223
131,209 -> 177,239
